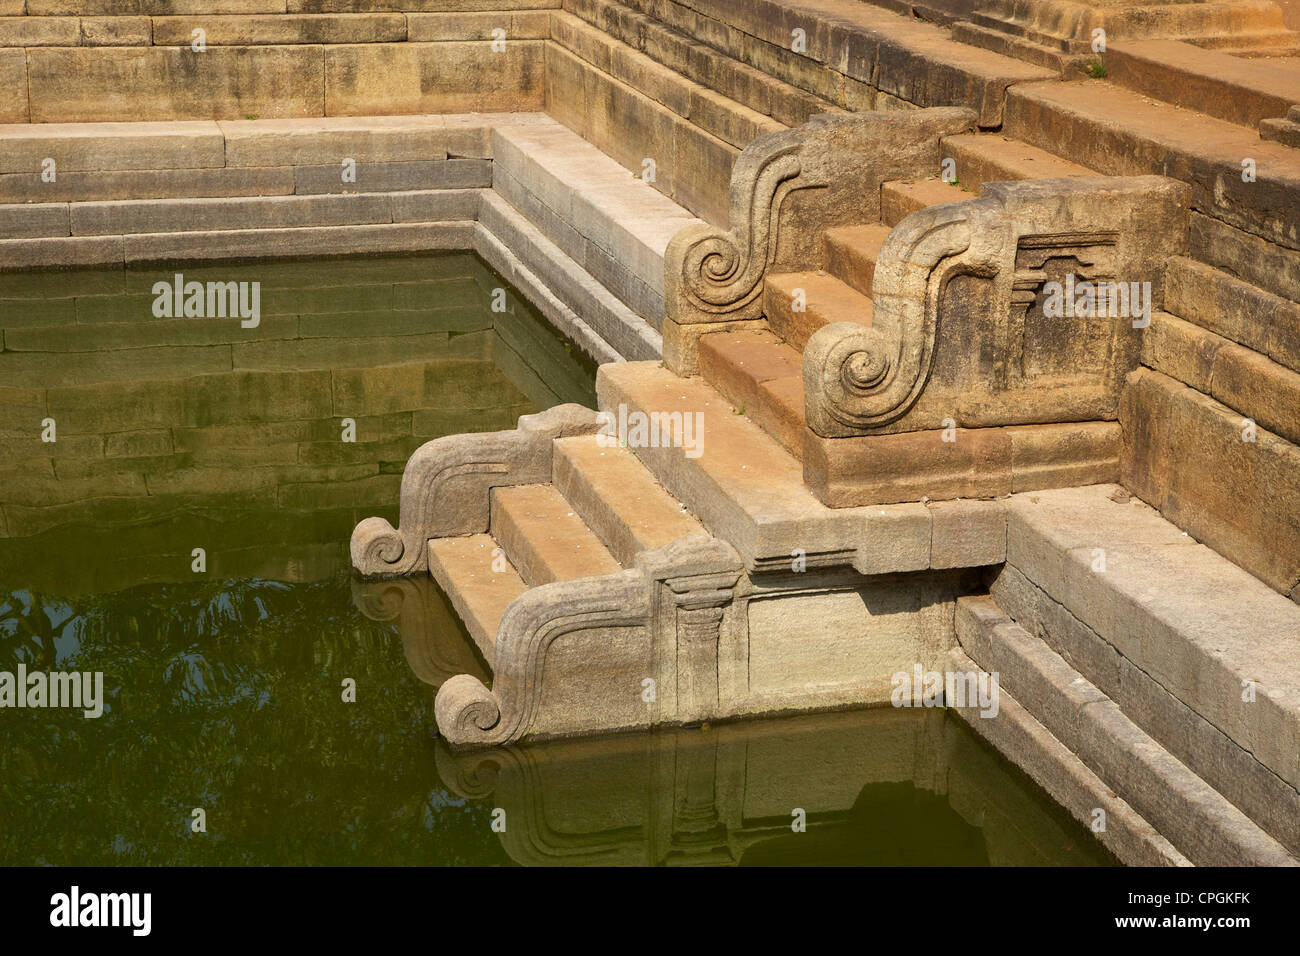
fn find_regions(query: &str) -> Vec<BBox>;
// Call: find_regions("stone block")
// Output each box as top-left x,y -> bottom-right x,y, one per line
929,498 -> 1007,570
324,41 -> 545,115
27,47 -> 324,122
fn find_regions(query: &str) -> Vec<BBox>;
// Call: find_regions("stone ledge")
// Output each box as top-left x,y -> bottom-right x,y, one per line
1003,482 -> 1300,794
948,647 -> 1188,868
955,597 -> 1296,865
991,562 -> 1300,858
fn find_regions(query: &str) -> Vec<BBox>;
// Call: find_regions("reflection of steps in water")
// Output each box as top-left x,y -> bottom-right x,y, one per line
0,507 -> 368,595
351,575 -> 490,689
0,254 -> 597,539
434,708 -> 1112,867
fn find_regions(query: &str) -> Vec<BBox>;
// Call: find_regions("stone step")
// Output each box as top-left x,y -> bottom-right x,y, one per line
475,189 -> 659,363
821,223 -> 891,299
1141,309 -> 1300,447
551,11 -> 786,153
1104,39 -> 1300,129
938,132 -> 1096,192
1261,113 -> 1300,149
762,270 -> 873,352
994,484 -> 1300,825
426,532 -> 528,670
881,177 -> 974,226
696,328 -> 805,459
489,118 -> 702,332
551,434 -> 704,566
948,21 -> 1073,75
956,593 -> 1296,865
596,360 -> 1006,575
489,482 -> 623,587
1163,256 -> 1300,374
563,0 -> 841,127
0,189 -> 481,238
1003,79 -> 1300,257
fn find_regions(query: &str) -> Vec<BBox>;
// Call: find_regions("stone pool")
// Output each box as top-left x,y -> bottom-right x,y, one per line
0,253 -> 1110,865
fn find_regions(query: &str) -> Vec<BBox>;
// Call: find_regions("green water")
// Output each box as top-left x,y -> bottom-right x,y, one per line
0,253 -> 1111,866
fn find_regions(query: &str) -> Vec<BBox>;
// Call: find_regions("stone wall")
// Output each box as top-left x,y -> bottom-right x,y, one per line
0,1 -> 556,123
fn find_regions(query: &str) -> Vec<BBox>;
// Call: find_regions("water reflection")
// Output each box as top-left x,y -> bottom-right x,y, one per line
0,253 -> 596,542
357,579 -> 1114,867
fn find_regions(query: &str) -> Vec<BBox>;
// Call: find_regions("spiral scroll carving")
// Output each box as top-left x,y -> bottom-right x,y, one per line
436,674 -> 505,745
804,204 -> 983,435
672,144 -> 802,316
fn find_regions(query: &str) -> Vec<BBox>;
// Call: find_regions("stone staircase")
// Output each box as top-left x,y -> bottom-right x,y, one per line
427,432 -> 703,669
951,484 -> 1300,864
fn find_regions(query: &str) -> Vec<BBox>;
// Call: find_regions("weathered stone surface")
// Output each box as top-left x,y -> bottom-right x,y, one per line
476,191 -> 659,361
1105,39 -> 1298,129
0,16 -> 81,46
821,222 -> 890,298
1189,211 -> 1300,304
294,158 -> 491,194
1164,255 -> 1300,375
0,49 -> 26,123
0,166 -> 296,204
151,13 -> 407,45
406,10 -> 551,41
992,562 -> 1300,857
27,47 -> 324,122
949,646 -> 1188,867
552,434 -> 703,566
1004,80 -> 1300,254
939,132 -> 1096,193
1004,484 -> 1300,791
0,202 -> 70,239
956,595 -> 1295,866
805,426 -> 1012,506
427,533 -> 526,667
79,16 -> 152,45
0,235 -> 125,271
491,482 -> 623,585
928,498 -> 1006,569
0,120 -> 224,173
763,271 -> 872,352
325,41 -> 545,115
120,221 -> 472,265
221,114 -> 457,166
881,177 -> 973,227
1121,368 -> 1300,600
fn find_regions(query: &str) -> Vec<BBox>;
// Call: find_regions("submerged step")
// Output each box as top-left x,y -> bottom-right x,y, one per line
427,533 -> 527,670
763,271 -> 873,352
821,223 -> 891,299
490,482 -> 623,587
956,594 -> 1297,866
551,435 -> 704,567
